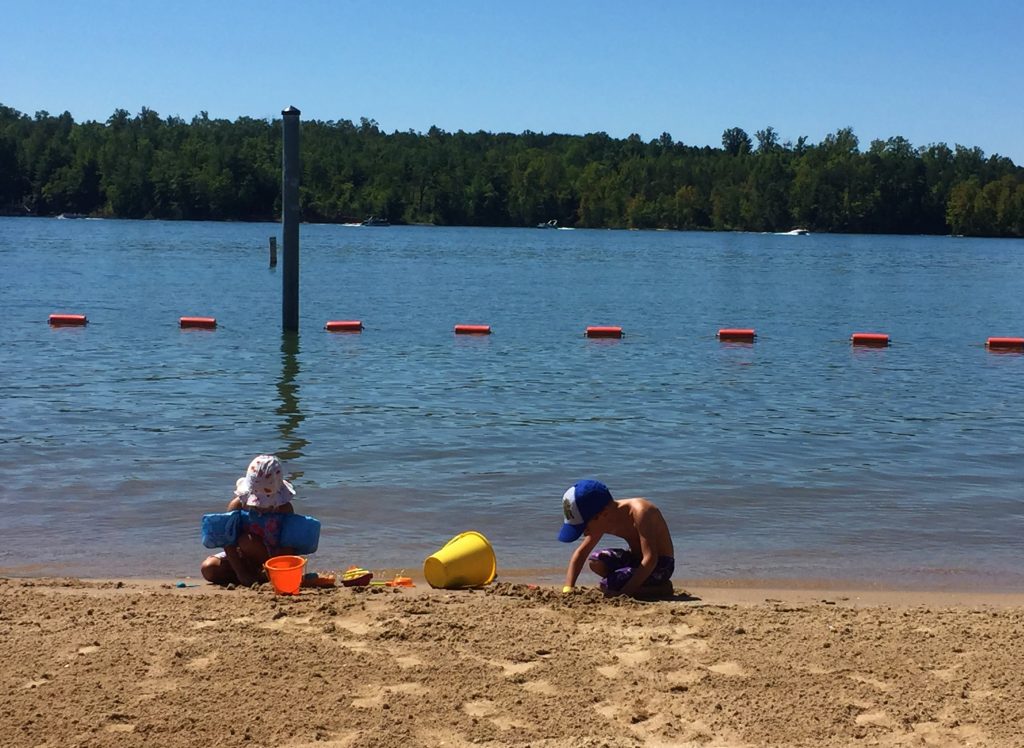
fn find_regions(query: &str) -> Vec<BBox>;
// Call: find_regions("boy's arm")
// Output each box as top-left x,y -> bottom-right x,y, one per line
564,532 -> 600,589
616,516 -> 658,597
227,497 -> 243,510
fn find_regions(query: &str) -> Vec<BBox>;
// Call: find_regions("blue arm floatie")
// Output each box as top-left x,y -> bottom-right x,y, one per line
202,510 -> 321,554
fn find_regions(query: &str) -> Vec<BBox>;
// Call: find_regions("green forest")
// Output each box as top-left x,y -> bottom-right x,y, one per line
1,103 -> 1022,236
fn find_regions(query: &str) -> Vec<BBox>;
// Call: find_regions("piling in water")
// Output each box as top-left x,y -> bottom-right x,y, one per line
281,106 -> 301,333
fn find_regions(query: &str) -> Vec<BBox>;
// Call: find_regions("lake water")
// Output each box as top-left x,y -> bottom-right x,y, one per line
1,218 -> 1022,588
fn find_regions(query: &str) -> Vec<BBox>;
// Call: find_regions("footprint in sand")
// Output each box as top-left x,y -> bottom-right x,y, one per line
803,664 -> 833,675
596,664 -> 621,679
666,668 -> 706,686
615,649 -> 652,666
260,615 -> 315,632
77,645 -> 100,655
522,679 -> 559,696
491,715 -> 530,731
595,648 -> 652,680
352,683 -> 425,708
669,637 -> 709,654
394,655 -> 423,668
848,673 -> 893,692
333,620 -> 371,636
855,710 -> 896,728
24,676 -> 51,689
707,661 -> 748,677
463,699 -> 498,717
494,660 -> 538,677
185,655 -> 216,671
594,703 -> 619,720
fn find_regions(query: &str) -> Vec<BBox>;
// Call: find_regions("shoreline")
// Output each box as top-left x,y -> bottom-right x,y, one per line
7,572 -> 1024,609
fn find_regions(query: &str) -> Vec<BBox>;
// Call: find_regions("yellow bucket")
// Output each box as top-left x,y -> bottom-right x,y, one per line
423,531 -> 497,589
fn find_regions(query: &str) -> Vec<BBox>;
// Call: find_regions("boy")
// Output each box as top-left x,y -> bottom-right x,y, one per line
558,479 -> 675,597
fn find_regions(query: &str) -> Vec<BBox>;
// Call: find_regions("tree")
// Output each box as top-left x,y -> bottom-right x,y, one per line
0,101 -> 1021,235
755,126 -> 780,153
721,127 -> 752,156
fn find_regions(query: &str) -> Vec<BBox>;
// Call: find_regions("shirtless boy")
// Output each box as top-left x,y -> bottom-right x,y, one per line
558,479 -> 675,597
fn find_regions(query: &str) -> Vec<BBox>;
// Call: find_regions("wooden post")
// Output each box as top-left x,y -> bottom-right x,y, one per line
281,106 -> 301,333
269,236 -> 277,267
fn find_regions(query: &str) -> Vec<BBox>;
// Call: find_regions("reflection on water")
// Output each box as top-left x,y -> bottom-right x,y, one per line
276,332 -> 307,470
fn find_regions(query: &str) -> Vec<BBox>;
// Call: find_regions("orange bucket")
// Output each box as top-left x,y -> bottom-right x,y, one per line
263,555 -> 307,595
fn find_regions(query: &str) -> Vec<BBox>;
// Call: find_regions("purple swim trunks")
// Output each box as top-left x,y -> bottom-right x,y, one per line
588,548 -> 675,593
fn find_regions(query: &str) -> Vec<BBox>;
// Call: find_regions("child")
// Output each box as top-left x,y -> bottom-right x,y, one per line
200,454 -> 297,586
558,479 -> 675,597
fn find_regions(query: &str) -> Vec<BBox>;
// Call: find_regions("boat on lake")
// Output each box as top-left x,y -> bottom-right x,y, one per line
361,216 -> 390,227
779,227 -> 809,236
535,219 -> 558,229
56,213 -> 87,220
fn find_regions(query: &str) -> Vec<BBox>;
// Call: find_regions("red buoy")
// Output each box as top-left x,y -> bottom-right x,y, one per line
48,314 -> 88,326
851,332 -> 890,347
454,324 -> 491,335
180,316 -> 217,329
585,326 -> 623,338
325,320 -> 363,332
986,337 -> 1024,351
718,328 -> 756,342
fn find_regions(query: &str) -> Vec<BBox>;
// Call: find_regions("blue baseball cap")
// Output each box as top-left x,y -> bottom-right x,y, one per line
558,479 -> 613,542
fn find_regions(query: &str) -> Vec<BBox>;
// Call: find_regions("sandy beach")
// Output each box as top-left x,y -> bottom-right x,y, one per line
3,577 -> 1023,747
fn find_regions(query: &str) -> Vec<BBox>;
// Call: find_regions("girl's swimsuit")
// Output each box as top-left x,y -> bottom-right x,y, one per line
239,510 -> 285,548
588,547 -> 675,592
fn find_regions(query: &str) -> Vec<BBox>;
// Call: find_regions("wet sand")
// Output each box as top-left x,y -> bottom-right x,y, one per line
3,576 -> 1023,747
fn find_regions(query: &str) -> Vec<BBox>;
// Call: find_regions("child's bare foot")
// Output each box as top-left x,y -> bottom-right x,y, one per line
635,580 -> 675,599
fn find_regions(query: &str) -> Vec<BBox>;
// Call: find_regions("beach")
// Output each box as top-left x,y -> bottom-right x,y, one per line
3,577 -> 1023,747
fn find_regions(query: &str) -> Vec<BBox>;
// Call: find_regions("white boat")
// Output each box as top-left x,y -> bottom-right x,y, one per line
778,228 -> 809,236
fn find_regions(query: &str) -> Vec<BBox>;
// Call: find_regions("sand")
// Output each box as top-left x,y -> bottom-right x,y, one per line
2,576 -> 1023,748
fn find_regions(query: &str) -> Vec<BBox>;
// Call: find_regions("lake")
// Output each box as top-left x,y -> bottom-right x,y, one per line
1,217 -> 1022,588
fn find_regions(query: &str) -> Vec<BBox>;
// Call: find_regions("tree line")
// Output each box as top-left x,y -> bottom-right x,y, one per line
1,103 -> 1022,237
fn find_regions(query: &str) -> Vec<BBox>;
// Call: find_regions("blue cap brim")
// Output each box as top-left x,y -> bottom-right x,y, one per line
558,522 -> 584,543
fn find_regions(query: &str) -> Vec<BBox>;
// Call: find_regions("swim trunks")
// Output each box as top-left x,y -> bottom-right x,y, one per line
588,547 -> 674,593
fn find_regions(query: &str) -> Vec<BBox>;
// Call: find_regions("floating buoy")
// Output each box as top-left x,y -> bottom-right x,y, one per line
718,328 -> 756,342
180,316 -> 216,329
325,320 -> 363,332
454,324 -> 491,335
986,337 -> 1024,351
456,321 -> 491,334
585,326 -> 623,338
851,332 -> 890,347
48,314 -> 88,326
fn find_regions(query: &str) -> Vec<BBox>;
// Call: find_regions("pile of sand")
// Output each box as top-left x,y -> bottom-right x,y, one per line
2,577 -> 1022,747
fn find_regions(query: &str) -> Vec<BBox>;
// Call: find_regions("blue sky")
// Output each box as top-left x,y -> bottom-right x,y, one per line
3,1 -> 1022,163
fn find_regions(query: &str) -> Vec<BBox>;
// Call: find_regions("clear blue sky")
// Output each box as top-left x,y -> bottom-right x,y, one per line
3,1 -> 1022,163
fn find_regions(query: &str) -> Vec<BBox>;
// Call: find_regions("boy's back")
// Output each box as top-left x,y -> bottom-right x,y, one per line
603,497 -> 674,559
